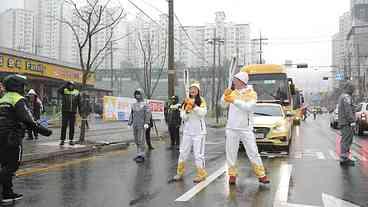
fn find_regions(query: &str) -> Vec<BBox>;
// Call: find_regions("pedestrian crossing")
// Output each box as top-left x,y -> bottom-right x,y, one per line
262,148 -> 368,161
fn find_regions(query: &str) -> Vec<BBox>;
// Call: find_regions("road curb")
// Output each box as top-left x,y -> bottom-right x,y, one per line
22,142 -> 130,164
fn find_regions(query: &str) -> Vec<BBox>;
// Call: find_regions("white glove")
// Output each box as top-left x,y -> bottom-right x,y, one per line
144,124 -> 149,129
350,122 -> 356,127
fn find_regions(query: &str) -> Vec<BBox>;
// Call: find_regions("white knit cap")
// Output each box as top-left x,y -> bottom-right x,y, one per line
234,72 -> 249,84
190,81 -> 201,91
28,89 -> 37,95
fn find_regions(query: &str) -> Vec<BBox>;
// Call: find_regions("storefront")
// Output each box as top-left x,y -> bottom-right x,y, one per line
0,47 -> 109,107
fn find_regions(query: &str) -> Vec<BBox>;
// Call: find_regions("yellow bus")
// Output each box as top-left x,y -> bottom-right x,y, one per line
241,64 -> 296,111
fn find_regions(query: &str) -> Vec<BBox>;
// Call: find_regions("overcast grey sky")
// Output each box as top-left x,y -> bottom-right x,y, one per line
124,0 -> 350,67
1,0 -> 350,67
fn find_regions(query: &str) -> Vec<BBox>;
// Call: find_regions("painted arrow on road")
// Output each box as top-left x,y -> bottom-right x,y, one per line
274,163 -> 360,207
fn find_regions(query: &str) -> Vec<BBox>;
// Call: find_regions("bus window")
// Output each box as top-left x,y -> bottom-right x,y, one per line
248,74 -> 289,102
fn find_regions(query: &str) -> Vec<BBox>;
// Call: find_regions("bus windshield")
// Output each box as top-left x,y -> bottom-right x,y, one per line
248,74 -> 289,102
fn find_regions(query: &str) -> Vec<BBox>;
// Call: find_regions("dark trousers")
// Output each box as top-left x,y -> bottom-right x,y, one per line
61,112 -> 76,141
27,129 -> 38,139
0,146 -> 20,195
168,125 -> 180,146
340,125 -> 354,160
146,127 -> 152,147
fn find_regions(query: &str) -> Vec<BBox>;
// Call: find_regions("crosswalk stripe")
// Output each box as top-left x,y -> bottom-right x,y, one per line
175,165 -> 226,202
328,150 -> 339,160
294,152 -> 302,159
316,152 -> 325,160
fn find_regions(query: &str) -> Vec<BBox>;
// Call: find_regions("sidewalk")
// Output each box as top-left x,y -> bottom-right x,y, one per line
21,120 -> 169,163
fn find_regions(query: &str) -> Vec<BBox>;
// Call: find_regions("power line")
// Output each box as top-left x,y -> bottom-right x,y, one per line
128,0 -> 210,64
174,14 -> 210,65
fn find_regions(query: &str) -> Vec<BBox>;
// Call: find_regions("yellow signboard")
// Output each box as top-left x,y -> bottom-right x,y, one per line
0,54 -> 95,85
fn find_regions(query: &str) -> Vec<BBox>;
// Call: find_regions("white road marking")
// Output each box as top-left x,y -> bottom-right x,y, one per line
322,193 -> 360,207
273,164 -> 360,207
294,152 -> 302,159
274,163 -> 293,205
175,165 -> 226,202
316,152 -> 326,160
328,150 -> 339,160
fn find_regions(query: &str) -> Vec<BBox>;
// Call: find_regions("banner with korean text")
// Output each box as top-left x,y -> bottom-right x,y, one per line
103,96 -> 165,121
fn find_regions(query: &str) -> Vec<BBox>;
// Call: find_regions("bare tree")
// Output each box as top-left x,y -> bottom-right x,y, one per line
60,0 -> 125,143
134,31 -> 167,99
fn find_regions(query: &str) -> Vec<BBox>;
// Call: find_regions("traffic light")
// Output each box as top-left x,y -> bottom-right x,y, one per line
297,64 -> 308,68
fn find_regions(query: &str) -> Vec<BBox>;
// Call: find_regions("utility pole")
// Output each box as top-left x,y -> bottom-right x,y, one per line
212,29 -> 216,111
252,32 -> 268,64
110,41 -> 114,95
348,52 -> 352,80
206,29 -> 224,111
215,40 -> 224,123
168,0 -> 175,97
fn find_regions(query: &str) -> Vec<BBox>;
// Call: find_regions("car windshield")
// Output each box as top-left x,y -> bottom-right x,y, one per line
254,105 -> 283,117
248,74 -> 289,101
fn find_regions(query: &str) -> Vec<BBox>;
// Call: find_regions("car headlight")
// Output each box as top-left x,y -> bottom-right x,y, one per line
273,125 -> 287,133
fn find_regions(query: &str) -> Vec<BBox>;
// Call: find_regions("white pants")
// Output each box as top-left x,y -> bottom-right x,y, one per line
226,129 -> 263,168
178,134 -> 206,168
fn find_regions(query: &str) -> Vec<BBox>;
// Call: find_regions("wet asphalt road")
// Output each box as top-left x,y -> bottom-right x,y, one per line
4,114 -> 368,207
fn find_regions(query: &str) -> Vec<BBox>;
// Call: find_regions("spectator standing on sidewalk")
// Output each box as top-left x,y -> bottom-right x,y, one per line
338,81 -> 356,166
128,89 -> 151,163
58,81 -> 81,146
167,95 -> 181,150
26,89 -> 43,140
80,92 -> 92,130
145,116 -> 154,150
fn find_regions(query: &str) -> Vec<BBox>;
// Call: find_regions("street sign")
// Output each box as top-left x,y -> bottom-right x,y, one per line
336,73 -> 344,81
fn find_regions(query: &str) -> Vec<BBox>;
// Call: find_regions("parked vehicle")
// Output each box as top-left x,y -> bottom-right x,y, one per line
253,103 -> 293,153
354,102 -> 368,136
329,107 -> 339,129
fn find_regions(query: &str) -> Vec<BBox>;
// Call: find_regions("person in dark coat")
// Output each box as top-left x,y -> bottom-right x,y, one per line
145,116 -> 154,150
167,96 -> 182,150
80,92 -> 92,130
338,81 -> 356,166
26,89 -> 43,140
0,74 -> 52,203
57,81 -> 81,146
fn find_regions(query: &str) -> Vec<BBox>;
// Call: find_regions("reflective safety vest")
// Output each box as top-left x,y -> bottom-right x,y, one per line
64,88 -> 79,96
0,92 -> 23,107
62,88 -> 80,113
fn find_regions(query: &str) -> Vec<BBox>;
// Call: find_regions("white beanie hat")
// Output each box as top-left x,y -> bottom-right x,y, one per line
234,72 -> 249,84
28,89 -> 37,95
190,81 -> 201,91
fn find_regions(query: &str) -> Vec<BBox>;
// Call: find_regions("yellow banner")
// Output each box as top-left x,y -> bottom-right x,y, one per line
0,54 -> 95,85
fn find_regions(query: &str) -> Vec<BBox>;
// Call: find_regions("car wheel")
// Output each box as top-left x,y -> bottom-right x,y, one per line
333,122 -> 338,129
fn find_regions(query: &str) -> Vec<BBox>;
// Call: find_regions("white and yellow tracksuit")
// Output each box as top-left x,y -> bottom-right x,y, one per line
176,97 -> 207,181
223,88 -> 266,178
